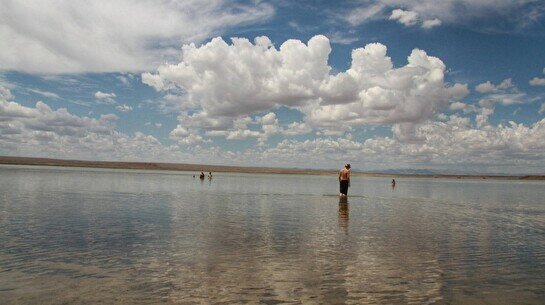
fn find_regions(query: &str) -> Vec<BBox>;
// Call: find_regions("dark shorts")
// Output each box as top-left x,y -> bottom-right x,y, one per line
339,180 -> 349,195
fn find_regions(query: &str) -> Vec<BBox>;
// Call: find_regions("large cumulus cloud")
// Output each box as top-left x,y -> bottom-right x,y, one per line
143,35 -> 468,136
305,43 -> 468,131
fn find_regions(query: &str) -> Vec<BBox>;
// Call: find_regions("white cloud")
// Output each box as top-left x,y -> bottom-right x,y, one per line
203,112 -> 311,143
343,0 -> 541,31
2,89 -> 545,173
475,81 -> 496,93
94,91 -> 116,104
27,88 -> 59,99
145,121 -> 163,128
0,0 -> 274,73
479,99 -> 495,109
0,80 -> 14,101
99,113 -> 119,123
345,3 -> 387,26
474,78 -> 530,106
143,34 -> 333,133
225,129 -> 262,141
328,32 -> 360,45
0,97 -> 190,161
389,9 -> 419,26
256,113 -> 281,143
539,102 -> 545,115
449,101 -> 468,111
472,99 -> 496,128
475,104 -> 495,128
421,18 -> 442,29
94,91 -> 116,99
0,100 -> 112,137
39,75 -> 80,85
497,78 -> 516,90
529,68 -> 545,86
475,78 -> 516,93
116,73 -> 135,86
282,121 -> 313,136
257,115 -> 545,173
144,35 -> 468,137
486,93 -> 528,106
143,35 -> 331,115
205,116 -> 263,141
530,77 -> 545,86
379,116 -> 545,169
116,104 -> 133,112
169,125 -> 208,145
304,44 -> 468,131
388,9 -> 442,29
436,113 -> 448,121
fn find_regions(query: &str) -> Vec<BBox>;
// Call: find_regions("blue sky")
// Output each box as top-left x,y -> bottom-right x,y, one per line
1,0 -> 545,174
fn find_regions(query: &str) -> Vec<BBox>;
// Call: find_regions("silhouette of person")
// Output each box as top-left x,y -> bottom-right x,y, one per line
339,163 -> 351,197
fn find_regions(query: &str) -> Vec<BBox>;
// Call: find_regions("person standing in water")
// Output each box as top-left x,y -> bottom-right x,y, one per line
339,164 -> 351,197
199,171 -> 205,180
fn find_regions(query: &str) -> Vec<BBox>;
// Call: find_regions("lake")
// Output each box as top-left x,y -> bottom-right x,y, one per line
0,165 -> 544,304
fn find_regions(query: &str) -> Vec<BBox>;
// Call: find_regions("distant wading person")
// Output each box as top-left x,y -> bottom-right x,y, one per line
339,164 -> 351,197
199,171 -> 205,180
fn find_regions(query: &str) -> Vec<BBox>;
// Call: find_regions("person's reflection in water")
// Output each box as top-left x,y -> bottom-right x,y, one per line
338,199 -> 349,233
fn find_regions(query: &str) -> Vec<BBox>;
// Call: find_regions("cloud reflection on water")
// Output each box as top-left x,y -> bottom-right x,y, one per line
0,166 -> 544,304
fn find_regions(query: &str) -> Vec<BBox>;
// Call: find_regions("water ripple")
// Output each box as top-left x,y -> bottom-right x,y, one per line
0,166 -> 544,304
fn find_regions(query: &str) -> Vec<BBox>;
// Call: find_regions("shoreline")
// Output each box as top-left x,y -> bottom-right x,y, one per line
0,156 -> 544,180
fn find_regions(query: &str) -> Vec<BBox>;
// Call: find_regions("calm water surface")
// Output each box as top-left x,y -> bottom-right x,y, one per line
0,165 -> 544,304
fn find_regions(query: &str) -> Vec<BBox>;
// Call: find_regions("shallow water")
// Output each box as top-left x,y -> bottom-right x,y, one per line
0,165 -> 544,304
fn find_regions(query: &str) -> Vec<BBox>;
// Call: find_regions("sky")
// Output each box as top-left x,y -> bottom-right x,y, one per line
1,0 -> 545,174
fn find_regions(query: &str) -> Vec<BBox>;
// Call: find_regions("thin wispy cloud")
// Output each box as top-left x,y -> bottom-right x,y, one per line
0,0 -> 274,73
27,88 -> 60,99
341,0 -> 544,33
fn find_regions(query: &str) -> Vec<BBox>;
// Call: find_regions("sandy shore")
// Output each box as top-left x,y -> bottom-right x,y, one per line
1,156 -> 543,180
